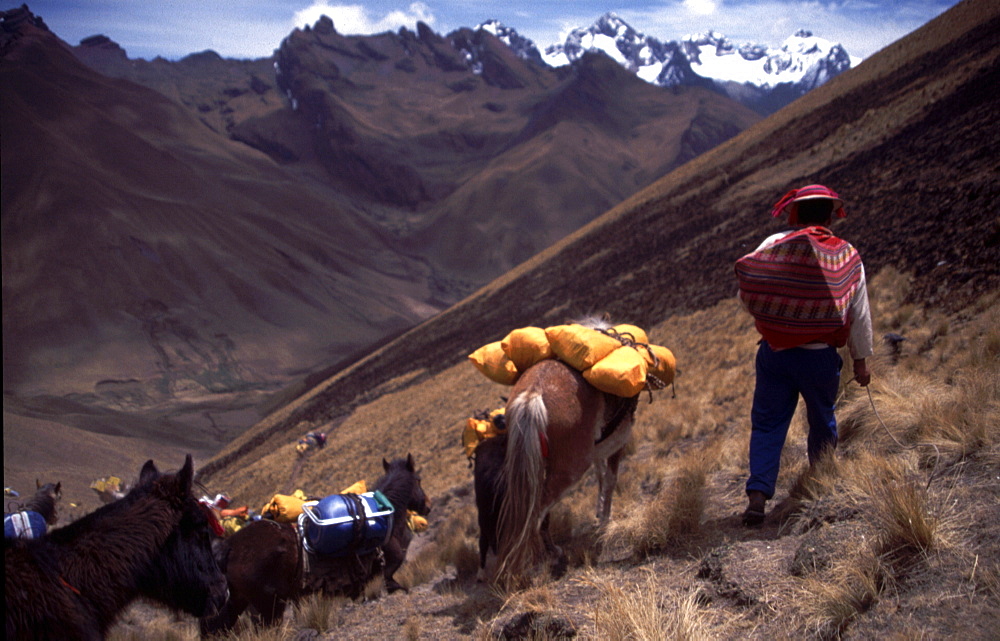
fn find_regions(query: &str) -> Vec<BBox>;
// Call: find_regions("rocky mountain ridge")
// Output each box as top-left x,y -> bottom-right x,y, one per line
480,12 -> 855,114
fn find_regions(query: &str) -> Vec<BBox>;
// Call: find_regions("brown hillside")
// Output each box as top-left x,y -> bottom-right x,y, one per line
1,10 -> 442,496
161,1 -> 1000,638
74,18 -> 760,287
201,0 -> 999,484
2,7 -> 759,488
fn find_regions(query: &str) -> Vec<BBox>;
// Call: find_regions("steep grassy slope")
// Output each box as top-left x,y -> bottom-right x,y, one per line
200,0 -> 999,486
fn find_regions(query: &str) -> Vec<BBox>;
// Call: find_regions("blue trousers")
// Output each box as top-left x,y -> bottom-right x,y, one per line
746,341 -> 842,499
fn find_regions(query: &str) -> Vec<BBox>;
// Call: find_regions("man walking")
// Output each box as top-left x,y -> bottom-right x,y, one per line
735,184 -> 873,526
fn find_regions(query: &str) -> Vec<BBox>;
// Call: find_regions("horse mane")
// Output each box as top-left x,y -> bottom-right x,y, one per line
572,315 -> 614,331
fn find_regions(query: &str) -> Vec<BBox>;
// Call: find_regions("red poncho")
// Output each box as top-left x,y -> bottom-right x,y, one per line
735,226 -> 863,349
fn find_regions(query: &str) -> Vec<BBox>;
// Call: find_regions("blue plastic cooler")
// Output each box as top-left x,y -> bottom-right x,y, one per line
299,491 -> 394,557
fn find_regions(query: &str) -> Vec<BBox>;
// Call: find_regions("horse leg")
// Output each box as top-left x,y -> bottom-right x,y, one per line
382,529 -> 412,593
257,595 -> 288,627
594,447 -> 625,525
200,591 -> 247,637
539,514 -> 567,579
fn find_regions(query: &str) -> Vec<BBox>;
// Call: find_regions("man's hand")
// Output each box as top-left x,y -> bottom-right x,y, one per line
853,358 -> 871,386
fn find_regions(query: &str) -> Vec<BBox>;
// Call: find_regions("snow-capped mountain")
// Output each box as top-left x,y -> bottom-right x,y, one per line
462,13 -> 857,115
475,19 -> 545,67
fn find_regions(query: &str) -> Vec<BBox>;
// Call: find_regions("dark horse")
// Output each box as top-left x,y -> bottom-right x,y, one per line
495,357 -> 638,587
473,432 -> 507,580
5,456 -> 229,641
201,454 -> 431,636
5,481 -> 61,539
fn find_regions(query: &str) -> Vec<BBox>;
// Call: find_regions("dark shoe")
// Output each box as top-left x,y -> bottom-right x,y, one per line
743,491 -> 767,527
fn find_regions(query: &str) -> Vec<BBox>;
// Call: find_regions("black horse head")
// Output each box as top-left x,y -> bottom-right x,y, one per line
131,457 -> 229,618
26,481 -> 61,525
380,453 -> 431,517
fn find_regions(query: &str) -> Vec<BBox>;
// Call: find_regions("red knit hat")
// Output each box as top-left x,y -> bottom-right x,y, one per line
771,184 -> 846,224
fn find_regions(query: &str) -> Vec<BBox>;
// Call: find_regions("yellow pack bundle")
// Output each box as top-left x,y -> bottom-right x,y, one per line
260,490 -> 309,523
339,480 -> 368,494
468,341 -> 519,385
611,324 -> 648,344
583,345 -> 649,397
469,323 -> 676,399
545,324 -> 623,370
462,408 -> 506,459
501,327 -> 552,372
408,510 -> 429,533
643,344 -> 677,387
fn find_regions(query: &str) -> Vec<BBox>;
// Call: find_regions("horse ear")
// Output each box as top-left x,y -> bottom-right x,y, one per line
383,458 -> 390,471
406,453 -> 415,472
36,479 -> 40,489
139,459 -> 159,486
178,455 -> 194,496
55,482 -> 61,496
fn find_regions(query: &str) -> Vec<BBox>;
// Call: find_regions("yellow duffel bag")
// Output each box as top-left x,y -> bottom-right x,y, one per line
261,492 -> 308,523
462,408 -> 506,459
642,344 -> 677,386
501,327 -> 553,372
583,345 -> 649,397
545,324 -> 623,371
468,341 -> 519,385
612,324 -> 648,345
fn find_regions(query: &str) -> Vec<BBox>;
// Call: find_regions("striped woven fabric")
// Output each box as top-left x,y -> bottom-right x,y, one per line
736,227 -> 862,344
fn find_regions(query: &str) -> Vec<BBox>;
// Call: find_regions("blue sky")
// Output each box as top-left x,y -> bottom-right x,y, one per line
20,1 -> 960,61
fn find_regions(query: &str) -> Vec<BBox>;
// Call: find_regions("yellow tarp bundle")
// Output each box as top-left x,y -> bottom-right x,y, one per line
501,327 -> 552,372
340,480 -> 367,494
468,322 -> 676,398
643,344 -> 677,386
260,489 -> 310,523
221,515 -> 247,536
583,345 -> 648,397
468,341 -> 519,385
462,408 -> 506,459
90,476 -> 123,494
612,324 -> 648,344
545,324 -> 623,371
408,511 -> 429,533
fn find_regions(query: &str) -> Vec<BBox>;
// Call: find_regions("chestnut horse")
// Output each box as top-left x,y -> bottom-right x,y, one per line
495,358 -> 638,587
200,454 -> 431,636
5,455 -> 228,640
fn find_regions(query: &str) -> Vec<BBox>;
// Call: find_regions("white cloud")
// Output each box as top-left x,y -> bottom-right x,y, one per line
292,2 -> 435,35
683,0 -> 718,16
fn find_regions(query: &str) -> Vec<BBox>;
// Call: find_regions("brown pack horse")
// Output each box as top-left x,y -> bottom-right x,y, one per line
5,455 -> 228,640
495,357 -> 638,587
200,454 -> 431,636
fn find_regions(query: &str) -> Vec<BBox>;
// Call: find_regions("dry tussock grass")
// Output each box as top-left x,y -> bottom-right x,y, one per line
294,592 -> 347,633
601,447 -> 709,558
399,509 -> 481,587
800,545 -> 886,639
108,611 -> 200,641
587,570 -> 719,640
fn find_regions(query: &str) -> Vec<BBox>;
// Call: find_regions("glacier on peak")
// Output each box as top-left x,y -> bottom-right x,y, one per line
461,14 -> 855,114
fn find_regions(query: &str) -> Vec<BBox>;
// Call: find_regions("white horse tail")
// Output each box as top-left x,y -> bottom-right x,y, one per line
495,389 -> 547,587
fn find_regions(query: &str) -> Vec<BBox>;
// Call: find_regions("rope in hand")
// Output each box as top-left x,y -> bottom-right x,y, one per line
849,376 -> 942,492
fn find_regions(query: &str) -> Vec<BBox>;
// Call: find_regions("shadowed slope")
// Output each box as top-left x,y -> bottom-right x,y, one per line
1,18 -> 435,400
200,0 -> 999,482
